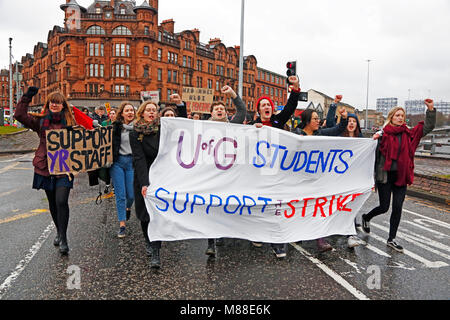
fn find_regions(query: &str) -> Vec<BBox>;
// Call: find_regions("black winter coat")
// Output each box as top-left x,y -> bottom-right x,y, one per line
129,130 -> 160,222
251,91 -> 300,129
129,103 -> 187,222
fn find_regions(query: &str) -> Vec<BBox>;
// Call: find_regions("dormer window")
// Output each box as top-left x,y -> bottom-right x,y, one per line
95,7 -> 102,14
120,8 -> 126,15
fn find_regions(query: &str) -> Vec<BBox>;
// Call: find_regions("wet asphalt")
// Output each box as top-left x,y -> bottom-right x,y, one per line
0,153 -> 449,301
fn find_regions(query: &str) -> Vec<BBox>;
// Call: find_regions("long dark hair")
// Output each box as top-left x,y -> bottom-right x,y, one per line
298,109 -> 316,130
31,91 -> 76,126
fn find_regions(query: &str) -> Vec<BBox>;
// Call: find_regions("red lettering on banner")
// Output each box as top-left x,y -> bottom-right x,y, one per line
313,197 -> 328,217
336,195 -> 352,212
301,198 -> 315,217
329,195 -> 336,216
284,200 -> 299,218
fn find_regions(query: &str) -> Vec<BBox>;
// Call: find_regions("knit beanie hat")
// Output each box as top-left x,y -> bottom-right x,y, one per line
256,96 -> 275,114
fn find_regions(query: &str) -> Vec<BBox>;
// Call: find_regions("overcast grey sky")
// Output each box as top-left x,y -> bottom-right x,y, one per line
1,0 -> 449,110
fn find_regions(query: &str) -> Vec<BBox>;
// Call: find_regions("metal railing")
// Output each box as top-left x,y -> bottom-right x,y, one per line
417,134 -> 450,156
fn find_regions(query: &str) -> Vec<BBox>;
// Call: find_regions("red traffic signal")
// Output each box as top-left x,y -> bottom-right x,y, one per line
286,61 -> 296,77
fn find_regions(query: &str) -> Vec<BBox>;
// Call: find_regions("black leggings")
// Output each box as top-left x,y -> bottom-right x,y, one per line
365,171 -> 407,241
140,220 -> 161,249
45,187 -> 71,241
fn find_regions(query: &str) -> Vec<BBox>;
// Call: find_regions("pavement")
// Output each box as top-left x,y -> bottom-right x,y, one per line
0,129 -> 40,154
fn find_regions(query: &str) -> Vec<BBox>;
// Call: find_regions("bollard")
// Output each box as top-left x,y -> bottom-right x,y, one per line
430,135 -> 436,155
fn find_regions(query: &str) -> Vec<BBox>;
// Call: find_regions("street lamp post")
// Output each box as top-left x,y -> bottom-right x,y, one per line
238,0 -> 245,98
365,59 -> 371,130
9,38 -> 13,124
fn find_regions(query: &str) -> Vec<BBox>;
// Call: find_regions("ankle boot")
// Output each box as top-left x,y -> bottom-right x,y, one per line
53,233 -> 61,247
150,247 -> 160,269
145,240 -> 152,257
59,237 -> 69,255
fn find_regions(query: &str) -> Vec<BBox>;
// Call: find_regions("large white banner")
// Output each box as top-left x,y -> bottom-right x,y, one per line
145,118 -> 377,243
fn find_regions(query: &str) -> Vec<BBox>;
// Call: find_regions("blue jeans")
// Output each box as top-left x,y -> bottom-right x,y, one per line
110,155 -> 134,223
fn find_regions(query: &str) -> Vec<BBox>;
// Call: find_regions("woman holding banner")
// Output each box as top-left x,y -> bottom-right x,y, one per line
294,104 -> 348,252
111,102 -> 136,238
325,95 -> 366,249
130,95 -> 187,269
14,87 -> 93,255
361,100 -> 436,252
130,101 -> 161,268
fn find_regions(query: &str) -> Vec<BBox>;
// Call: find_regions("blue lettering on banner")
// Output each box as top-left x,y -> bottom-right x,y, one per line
206,194 -> 222,214
173,192 -> 189,214
335,150 -> 353,174
252,141 -> 354,175
155,187 -> 170,212
191,194 -> 206,213
252,140 -> 270,168
240,195 -> 257,215
224,195 -> 242,215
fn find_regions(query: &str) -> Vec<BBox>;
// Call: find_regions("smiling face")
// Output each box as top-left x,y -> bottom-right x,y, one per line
391,109 -> 405,126
259,99 -> 273,121
211,104 -> 227,120
143,104 -> 158,123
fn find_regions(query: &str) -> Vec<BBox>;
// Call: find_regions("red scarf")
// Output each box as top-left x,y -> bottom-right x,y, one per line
380,123 -> 423,186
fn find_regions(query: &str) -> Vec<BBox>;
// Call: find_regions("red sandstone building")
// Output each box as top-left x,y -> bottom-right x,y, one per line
0,70 -> 9,111
18,0 -> 287,117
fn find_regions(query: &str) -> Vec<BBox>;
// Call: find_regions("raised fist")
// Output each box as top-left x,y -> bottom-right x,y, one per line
424,99 -> 434,110
24,86 -> 39,98
335,95 -> 343,103
339,106 -> 348,119
221,85 -> 237,99
288,76 -> 300,90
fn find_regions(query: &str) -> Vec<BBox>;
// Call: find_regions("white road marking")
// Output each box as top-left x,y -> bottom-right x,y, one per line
364,243 -> 391,258
403,209 -> 450,229
363,224 -> 448,268
404,220 -> 450,239
374,222 -> 450,260
339,257 -> 364,274
290,242 -> 370,300
0,163 -> 19,174
0,223 -> 55,299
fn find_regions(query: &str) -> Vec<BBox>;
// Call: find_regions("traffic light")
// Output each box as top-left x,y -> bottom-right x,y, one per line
286,61 -> 296,77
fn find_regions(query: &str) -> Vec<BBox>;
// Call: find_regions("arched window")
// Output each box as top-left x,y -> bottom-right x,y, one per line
112,26 -> 132,35
86,25 -> 105,35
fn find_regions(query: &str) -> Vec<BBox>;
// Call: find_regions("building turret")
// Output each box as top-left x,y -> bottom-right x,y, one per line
60,0 -> 87,31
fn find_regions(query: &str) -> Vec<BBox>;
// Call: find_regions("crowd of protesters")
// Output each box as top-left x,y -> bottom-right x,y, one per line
14,79 -> 436,268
